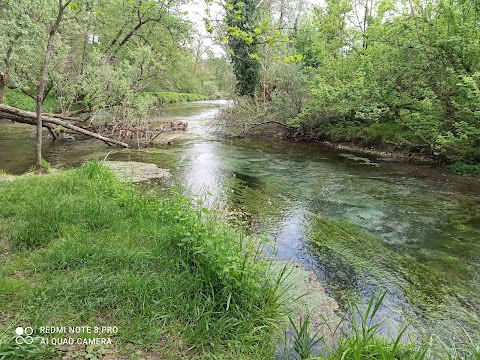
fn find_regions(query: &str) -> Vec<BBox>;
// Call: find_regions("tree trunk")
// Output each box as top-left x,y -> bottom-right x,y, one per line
35,0 -> 71,172
390,106 -> 434,149
0,72 -> 6,104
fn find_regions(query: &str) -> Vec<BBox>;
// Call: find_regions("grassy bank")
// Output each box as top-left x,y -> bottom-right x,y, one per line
135,92 -> 209,106
4,89 -> 60,113
0,163 -> 283,359
1,164 -> 478,359
3,89 -> 209,114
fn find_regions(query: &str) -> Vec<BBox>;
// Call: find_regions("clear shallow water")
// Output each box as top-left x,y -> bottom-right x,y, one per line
1,101 -> 479,338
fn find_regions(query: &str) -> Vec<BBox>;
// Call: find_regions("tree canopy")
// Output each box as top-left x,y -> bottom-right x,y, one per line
0,0 -> 235,114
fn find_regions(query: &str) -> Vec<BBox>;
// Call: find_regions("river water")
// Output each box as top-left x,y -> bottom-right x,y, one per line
1,100 -> 479,341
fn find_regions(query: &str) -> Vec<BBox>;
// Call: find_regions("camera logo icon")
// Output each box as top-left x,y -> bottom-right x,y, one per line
15,326 -> 34,345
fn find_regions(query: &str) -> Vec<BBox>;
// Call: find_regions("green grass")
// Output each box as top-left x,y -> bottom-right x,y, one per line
282,293 -> 480,360
0,162 -> 284,359
316,293 -> 422,360
4,88 -> 60,113
3,88 -> 206,115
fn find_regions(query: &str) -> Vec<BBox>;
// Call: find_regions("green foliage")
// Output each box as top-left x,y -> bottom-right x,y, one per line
202,80 -> 221,98
148,91 -> 208,104
294,120 -> 419,148
1,0 -> 230,120
80,345 -> 107,360
4,89 -> 36,111
288,314 -> 323,359
27,159 -> 52,174
446,163 -> 480,176
0,162 -> 283,358
225,0 -> 261,97
0,337 -> 56,360
291,0 -> 480,164
324,293 -> 420,360
284,293 -> 480,359
128,91 -> 208,116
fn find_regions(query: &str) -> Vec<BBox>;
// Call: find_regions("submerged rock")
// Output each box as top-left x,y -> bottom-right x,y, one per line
339,153 -> 380,166
270,260 -> 340,344
103,161 -> 170,182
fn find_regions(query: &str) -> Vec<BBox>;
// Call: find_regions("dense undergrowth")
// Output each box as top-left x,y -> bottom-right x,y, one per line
0,163 -> 284,359
134,91 -> 209,106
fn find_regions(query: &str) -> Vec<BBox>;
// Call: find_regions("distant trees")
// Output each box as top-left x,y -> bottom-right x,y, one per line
207,0 -> 479,164
205,0 -> 305,99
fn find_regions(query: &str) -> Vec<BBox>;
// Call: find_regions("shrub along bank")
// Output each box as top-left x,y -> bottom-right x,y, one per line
0,163 -> 283,359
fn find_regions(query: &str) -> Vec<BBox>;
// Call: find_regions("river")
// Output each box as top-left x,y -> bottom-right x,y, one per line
1,100 -> 479,341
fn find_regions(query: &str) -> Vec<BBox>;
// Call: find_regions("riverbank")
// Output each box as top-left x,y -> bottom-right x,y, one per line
1,163 -> 479,359
1,98 -> 480,358
0,162 -> 284,359
214,104 -> 480,176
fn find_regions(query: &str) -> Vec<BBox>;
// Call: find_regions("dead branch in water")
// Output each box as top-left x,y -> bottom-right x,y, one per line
0,104 -> 129,148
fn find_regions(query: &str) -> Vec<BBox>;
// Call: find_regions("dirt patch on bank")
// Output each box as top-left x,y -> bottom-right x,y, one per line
0,175 -> 18,182
0,237 -> 10,258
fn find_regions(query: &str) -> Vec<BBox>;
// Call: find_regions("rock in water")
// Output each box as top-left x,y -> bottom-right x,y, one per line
103,161 -> 170,182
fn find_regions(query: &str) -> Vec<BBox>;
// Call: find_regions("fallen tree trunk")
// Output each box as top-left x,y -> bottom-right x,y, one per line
42,112 -> 89,123
0,104 -> 129,148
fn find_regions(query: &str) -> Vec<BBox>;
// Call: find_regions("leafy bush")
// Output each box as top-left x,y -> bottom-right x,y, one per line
447,163 -> 480,176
